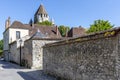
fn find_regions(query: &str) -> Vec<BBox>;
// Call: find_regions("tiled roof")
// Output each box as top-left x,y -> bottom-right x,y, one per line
9,21 -> 62,38
29,24 -> 62,38
68,27 -> 86,37
10,21 -> 31,29
30,29 -> 47,39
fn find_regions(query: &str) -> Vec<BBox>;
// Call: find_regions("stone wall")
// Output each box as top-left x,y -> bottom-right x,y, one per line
43,28 -> 120,80
23,40 -> 32,68
9,41 -> 20,64
3,50 -> 9,61
9,37 -> 29,65
23,39 -> 58,69
32,40 -> 56,69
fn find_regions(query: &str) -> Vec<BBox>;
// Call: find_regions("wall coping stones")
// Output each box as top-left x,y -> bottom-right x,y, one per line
24,38 -> 63,42
9,41 -> 16,45
44,27 -> 120,47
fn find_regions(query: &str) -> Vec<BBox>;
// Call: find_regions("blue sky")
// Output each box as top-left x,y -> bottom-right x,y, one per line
0,0 -> 120,39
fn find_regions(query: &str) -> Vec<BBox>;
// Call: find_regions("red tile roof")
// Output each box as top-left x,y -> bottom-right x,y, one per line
9,21 -> 62,38
68,27 -> 86,37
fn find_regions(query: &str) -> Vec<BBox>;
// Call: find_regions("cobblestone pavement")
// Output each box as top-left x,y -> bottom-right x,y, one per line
0,60 -> 56,80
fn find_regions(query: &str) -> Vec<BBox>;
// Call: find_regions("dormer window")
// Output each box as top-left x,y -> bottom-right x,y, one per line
16,31 -> 20,39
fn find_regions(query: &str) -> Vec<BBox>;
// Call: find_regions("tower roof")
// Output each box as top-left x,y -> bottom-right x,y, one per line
35,4 -> 48,15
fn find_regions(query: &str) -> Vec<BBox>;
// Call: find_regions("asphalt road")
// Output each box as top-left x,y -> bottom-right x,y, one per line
0,60 -> 35,80
0,60 -> 56,80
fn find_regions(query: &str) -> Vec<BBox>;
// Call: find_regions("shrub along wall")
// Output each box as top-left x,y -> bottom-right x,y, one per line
43,28 -> 120,80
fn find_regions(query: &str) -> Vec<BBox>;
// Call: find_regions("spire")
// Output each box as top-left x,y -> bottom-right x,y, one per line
51,18 -> 55,25
35,4 -> 48,15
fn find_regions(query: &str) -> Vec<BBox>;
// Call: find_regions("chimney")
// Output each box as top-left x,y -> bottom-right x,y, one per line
32,22 -> 34,29
56,26 -> 58,35
65,28 -> 68,37
5,17 -> 11,29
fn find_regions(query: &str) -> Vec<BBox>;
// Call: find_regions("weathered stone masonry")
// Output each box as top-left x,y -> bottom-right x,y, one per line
43,28 -> 120,80
23,38 -> 59,69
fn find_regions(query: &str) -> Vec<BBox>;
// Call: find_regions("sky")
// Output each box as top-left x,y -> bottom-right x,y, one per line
0,0 -> 120,39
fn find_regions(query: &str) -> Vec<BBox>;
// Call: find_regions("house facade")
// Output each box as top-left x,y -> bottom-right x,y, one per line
3,4 -> 85,69
3,4 -> 62,69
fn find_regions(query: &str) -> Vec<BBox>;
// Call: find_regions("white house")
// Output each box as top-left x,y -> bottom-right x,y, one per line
3,4 -> 62,68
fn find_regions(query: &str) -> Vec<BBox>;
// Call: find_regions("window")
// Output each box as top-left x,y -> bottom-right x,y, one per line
16,31 -> 20,39
41,14 -> 42,17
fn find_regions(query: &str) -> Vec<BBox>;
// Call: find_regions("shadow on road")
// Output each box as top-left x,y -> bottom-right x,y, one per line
0,60 -> 25,69
17,70 -> 57,80
17,71 -> 35,80
0,60 -> 57,80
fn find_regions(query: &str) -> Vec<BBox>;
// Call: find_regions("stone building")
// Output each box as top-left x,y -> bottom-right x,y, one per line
23,31 -> 61,69
3,3 -> 86,69
3,4 -> 62,69
34,4 -> 54,24
3,20 -> 29,61
68,26 -> 86,37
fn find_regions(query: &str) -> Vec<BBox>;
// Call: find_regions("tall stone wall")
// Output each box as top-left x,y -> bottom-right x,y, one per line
23,39 -> 58,69
23,40 -> 32,68
9,36 -> 30,65
9,41 -> 20,64
43,29 -> 120,80
3,50 -> 9,61
32,40 -> 56,69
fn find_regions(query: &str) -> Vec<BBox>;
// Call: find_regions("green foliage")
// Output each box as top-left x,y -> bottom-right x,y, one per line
58,25 -> 70,37
37,20 -> 53,26
0,40 -> 3,57
0,40 -> 3,50
0,50 -> 3,56
87,20 -> 114,33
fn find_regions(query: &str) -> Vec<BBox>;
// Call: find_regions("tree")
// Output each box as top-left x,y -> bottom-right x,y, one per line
37,20 -> 53,26
0,40 -> 3,56
87,20 -> 114,33
0,40 -> 3,50
58,25 -> 70,37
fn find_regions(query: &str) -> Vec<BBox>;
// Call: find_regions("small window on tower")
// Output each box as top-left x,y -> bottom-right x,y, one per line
16,31 -> 20,39
41,14 -> 42,17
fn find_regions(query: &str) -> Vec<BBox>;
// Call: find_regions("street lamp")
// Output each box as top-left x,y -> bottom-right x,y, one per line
19,39 -> 22,66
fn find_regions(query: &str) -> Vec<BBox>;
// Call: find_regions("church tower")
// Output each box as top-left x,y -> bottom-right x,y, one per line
34,4 -> 49,23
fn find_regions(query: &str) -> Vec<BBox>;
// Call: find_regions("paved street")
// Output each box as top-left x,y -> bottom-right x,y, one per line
0,60 -> 56,80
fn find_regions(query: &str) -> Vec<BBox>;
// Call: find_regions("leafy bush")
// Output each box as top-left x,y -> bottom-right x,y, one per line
37,20 -> 53,26
0,40 -> 3,50
87,20 -> 114,33
58,25 -> 70,37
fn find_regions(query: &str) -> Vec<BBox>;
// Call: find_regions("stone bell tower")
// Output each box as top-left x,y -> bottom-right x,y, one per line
34,4 -> 49,23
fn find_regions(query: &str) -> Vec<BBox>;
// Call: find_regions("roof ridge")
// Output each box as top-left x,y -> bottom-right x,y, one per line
30,29 -> 47,39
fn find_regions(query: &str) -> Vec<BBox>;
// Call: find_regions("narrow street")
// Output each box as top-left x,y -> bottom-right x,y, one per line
0,60 -> 56,80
